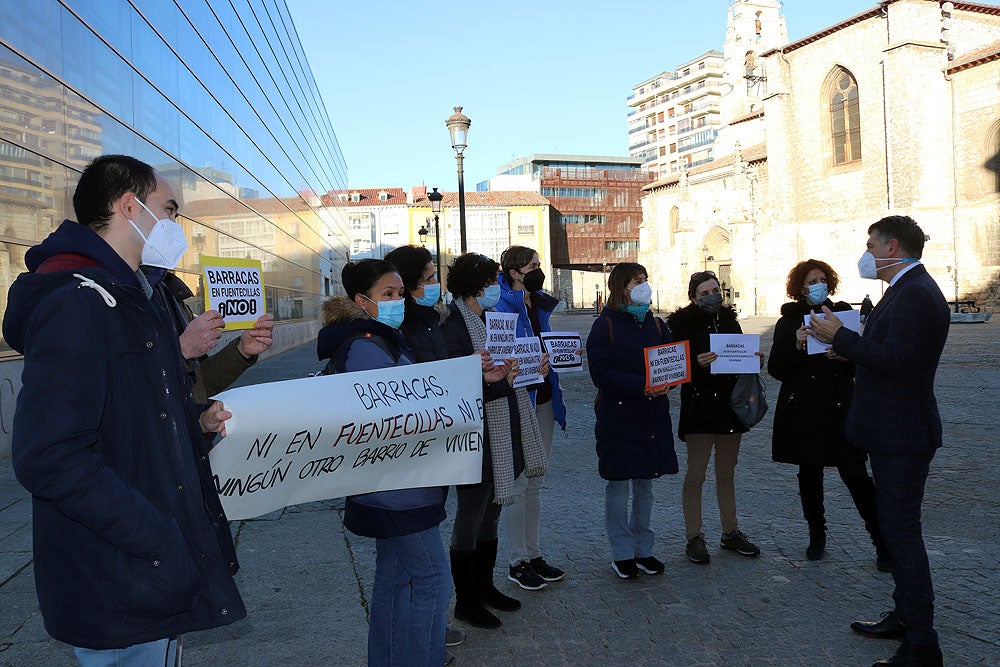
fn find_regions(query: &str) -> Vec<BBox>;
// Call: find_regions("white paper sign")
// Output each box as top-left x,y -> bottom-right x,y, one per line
709,333 -> 761,374
539,331 -> 583,373
805,309 -> 861,355
511,336 -> 543,388
485,312 -> 519,366
208,355 -> 484,520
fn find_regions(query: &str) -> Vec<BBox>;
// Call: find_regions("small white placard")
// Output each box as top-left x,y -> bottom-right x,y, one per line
805,309 -> 861,355
709,333 -> 760,374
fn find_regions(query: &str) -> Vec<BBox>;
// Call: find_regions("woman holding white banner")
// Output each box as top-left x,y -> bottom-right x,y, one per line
441,253 -> 548,630
667,270 -> 761,566
587,262 -> 678,580
316,259 -> 450,667
767,259 -> 888,569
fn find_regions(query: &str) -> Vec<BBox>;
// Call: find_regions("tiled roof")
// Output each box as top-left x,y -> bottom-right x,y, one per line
762,2 -> 1000,58
409,191 -> 550,207
946,38 -> 1000,73
729,109 -> 764,125
324,188 -> 407,207
643,142 -> 767,191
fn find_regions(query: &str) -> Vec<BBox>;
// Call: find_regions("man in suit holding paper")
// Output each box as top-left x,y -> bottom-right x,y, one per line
810,215 -> 949,667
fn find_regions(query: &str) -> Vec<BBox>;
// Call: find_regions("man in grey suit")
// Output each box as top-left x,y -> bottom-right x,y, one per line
810,215 -> 948,667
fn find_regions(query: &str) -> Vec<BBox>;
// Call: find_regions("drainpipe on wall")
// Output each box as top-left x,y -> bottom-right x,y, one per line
945,70 -> 960,310
881,7 -> 893,212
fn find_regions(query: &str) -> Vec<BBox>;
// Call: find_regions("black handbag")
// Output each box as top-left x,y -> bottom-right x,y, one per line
730,373 -> 768,428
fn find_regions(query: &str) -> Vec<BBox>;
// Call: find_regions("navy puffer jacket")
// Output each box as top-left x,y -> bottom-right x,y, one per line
587,307 -> 678,481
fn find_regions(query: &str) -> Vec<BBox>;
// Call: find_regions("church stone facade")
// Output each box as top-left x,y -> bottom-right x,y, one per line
639,0 -> 1000,316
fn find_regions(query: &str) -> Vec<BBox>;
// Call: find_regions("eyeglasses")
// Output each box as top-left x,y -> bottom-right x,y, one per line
690,270 -> 716,280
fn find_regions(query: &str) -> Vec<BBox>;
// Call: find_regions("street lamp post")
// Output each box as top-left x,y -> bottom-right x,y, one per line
428,187 -> 444,300
446,107 -> 471,254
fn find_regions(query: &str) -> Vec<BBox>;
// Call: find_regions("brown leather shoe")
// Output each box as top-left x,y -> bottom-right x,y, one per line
851,611 -> 907,640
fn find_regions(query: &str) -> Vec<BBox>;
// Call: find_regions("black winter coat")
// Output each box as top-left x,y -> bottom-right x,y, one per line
767,299 -> 866,466
399,300 -> 450,363
666,304 -> 748,440
587,308 -> 678,481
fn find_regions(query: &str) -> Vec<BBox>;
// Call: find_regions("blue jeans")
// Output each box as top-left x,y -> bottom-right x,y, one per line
605,479 -> 654,562
75,637 -> 179,667
369,526 -> 450,667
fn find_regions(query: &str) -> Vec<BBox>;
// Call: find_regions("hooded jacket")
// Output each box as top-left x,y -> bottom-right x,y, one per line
666,303 -> 748,439
495,272 -> 567,429
3,220 -> 245,650
316,296 -> 446,539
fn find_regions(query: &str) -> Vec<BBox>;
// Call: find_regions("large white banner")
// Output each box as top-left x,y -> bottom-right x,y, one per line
209,355 -> 484,520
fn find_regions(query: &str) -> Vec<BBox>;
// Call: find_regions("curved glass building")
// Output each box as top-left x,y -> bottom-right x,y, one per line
0,0 -> 350,356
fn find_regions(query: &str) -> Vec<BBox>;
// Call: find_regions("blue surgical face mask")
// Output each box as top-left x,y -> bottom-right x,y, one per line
415,282 -> 440,307
805,283 -> 829,305
477,284 -> 501,310
363,295 -> 405,329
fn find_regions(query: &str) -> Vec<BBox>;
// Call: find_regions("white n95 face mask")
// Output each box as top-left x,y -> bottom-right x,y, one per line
630,281 -> 653,305
130,198 -> 189,269
857,252 -> 916,280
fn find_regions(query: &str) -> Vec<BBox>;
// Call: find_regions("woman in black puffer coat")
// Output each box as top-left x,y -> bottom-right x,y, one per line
767,259 -> 889,569
667,271 -> 760,565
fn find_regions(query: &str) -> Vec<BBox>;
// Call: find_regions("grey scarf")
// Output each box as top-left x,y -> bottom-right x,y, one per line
456,299 -> 546,505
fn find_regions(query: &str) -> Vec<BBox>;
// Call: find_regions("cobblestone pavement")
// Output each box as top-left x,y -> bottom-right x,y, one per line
1,313 -> 997,666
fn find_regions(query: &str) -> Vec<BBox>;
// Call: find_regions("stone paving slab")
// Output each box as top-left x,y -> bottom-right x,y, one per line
0,313 -> 996,666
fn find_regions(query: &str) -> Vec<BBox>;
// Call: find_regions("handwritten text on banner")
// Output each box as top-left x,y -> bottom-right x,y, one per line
208,355 -> 484,520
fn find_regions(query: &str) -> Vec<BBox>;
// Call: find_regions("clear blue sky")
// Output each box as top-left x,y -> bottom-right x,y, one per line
286,0 -> 876,191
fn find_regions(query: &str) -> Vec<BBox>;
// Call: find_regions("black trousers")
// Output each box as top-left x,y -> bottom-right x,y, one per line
869,450 -> 938,647
450,480 -> 501,552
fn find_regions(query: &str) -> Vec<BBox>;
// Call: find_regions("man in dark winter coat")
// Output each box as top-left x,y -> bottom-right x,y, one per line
3,155 -> 245,665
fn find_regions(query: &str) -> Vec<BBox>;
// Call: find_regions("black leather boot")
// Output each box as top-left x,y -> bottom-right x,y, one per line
799,469 -> 826,560
475,539 -> 521,612
843,466 -> 893,572
450,548 -> 500,628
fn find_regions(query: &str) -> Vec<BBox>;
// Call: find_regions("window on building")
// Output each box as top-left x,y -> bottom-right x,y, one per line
683,68 -> 690,76
829,68 -> 862,165
670,143 -> 677,154
698,61 -> 706,70
657,112 -> 664,123
669,206 -> 680,244
659,147 -> 666,156
668,108 -> 675,118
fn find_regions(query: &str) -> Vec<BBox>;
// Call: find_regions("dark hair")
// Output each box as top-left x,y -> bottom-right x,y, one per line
447,253 -> 500,299
606,262 -> 647,311
687,270 -> 720,299
384,245 -> 433,295
72,155 -> 157,232
785,259 -> 839,301
342,259 -> 397,299
868,215 -> 926,258
499,245 -> 537,280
